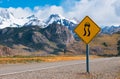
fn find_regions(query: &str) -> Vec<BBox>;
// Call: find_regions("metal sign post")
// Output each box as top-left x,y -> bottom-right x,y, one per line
74,16 -> 101,73
86,44 -> 89,73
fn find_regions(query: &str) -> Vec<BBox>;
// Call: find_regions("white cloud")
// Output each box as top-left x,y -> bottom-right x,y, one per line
34,5 -> 64,20
8,7 -> 32,18
4,0 -> 120,26
7,6 -> 64,20
113,0 -> 120,16
62,0 -> 120,26
33,0 -> 120,26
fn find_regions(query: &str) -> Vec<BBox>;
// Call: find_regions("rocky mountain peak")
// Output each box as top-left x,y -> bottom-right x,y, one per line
0,8 -> 14,19
43,23 -> 74,44
45,14 -> 65,25
49,14 -> 65,19
26,15 -> 37,20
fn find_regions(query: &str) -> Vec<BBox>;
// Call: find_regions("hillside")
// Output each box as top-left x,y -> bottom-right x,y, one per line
0,29 -> 119,56
0,23 -> 74,56
65,34 -> 120,56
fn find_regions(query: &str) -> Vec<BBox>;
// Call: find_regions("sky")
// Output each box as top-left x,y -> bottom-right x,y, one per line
0,0 -> 120,26
0,0 -> 63,8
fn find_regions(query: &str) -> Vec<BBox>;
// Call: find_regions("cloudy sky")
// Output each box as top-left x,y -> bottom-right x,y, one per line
0,0 -> 120,26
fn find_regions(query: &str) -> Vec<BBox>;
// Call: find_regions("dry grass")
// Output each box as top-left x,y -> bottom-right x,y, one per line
91,34 -> 120,47
0,55 -> 100,64
90,34 -> 120,55
66,34 -> 120,56
118,73 -> 120,79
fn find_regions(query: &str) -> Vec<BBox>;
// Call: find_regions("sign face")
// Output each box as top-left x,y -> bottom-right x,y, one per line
74,16 -> 101,44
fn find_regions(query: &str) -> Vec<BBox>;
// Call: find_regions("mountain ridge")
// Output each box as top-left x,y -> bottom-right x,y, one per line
0,8 -> 120,34
0,8 -> 120,56
0,8 -> 78,29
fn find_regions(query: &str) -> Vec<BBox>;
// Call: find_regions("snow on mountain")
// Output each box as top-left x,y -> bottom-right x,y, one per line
0,8 -> 119,34
102,25 -> 120,34
0,9 -> 78,30
23,15 -> 47,28
0,8 -> 28,28
45,14 -> 66,25
0,8 -> 77,29
0,8 -> 12,19
45,14 -> 78,33
0,8 -> 47,29
46,14 -> 77,27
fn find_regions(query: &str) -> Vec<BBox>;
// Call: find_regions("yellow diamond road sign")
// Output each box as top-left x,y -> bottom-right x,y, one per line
74,16 -> 101,44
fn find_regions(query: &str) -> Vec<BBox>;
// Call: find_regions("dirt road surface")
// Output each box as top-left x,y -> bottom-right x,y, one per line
0,57 -> 120,79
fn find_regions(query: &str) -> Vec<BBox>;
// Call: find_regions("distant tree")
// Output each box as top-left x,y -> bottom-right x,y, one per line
117,40 -> 120,56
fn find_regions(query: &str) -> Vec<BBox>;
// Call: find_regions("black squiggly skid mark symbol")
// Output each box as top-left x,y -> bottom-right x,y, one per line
83,22 -> 90,36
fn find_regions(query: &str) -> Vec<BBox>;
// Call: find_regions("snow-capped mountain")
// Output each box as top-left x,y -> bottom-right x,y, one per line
24,14 -> 78,29
46,14 -> 78,24
0,8 -> 78,29
0,8 -> 119,34
102,25 -> 120,34
23,15 -> 47,28
0,8 -> 47,28
0,8 -> 28,28
46,14 -> 66,25
45,14 -> 77,31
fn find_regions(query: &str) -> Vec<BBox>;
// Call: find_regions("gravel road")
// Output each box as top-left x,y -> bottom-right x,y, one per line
0,57 -> 120,79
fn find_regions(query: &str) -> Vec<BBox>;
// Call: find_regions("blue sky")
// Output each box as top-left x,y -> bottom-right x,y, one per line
0,0 -> 120,26
0,0 -> 64,9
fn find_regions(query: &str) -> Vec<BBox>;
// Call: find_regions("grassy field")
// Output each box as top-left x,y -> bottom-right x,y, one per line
0,55 -> 100,64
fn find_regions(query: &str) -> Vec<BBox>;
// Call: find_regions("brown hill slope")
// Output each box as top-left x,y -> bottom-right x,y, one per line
0,24 -> 119,56
66,34 -> 120,56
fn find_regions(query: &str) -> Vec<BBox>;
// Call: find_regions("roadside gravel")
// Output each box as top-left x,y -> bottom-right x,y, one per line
0,57 -> 120,79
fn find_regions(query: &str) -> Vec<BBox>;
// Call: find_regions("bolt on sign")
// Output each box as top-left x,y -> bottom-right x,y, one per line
74,16 -> 101,44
